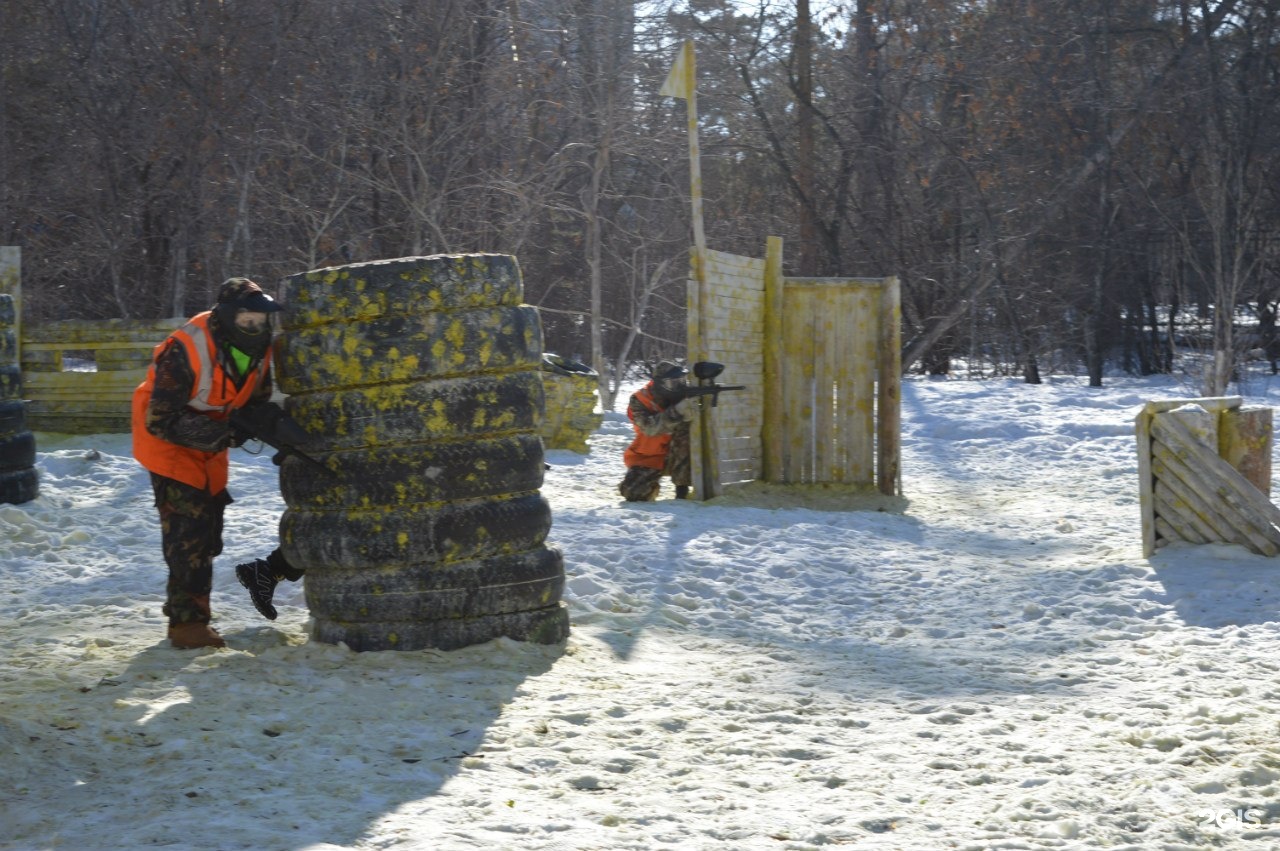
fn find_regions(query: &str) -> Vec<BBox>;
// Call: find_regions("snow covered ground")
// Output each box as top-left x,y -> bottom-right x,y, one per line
5,372 -> 1280,850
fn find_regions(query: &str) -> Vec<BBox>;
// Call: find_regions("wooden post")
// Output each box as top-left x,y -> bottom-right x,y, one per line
762,236 -> 785,483
877,276 -> 901,496
1219,406 -> 1272,497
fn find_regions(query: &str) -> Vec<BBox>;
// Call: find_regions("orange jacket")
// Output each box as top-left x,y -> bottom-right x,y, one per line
623,384 -> 672,470
131,312 -> 270,493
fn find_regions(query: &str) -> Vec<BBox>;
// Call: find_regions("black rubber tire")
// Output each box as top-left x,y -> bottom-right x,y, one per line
274,305 -> 543,395
279,253 -> 524,330
0,466 -> 38,505
281,433 -> 545,509
0,400 -> 26,438
285,372 -> 544,451
0,365 -> 19,402
280,492 -> 553,570
303,547 -> 565,622
310,602 -> 570,652
0,430 -> 36,472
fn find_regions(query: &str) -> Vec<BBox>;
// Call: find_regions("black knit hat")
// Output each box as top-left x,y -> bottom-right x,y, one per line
216,278 -> 283,313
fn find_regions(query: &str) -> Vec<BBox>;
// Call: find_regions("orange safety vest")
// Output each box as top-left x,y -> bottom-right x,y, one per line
131,311 -> 270,493
623,384 -> 671,470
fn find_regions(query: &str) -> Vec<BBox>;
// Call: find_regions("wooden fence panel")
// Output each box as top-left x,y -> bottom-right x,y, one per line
1136,398 -> 1280,556
688,239 -> 900,496
21,318 -> 182,433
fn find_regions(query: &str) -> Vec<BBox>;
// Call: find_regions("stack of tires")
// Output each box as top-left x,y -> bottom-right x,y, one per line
275,254 -> 569,651
539,354 -> 603,454
0,294 -> 37,505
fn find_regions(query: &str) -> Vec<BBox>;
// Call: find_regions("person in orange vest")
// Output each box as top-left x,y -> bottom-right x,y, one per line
618,360 -> 697,501
132,278 -> 303,649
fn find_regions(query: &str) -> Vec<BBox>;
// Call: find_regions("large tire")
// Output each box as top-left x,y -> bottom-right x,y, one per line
0,467 -> 38,505
280,433 -> 545,509
311,603 -> 570,652
280,492 -> 553,570
0,430 -> 36,472
0,365 -> 20,401
284,372 -> 544,451
303,547 -> 565,622
275,305 -> 543,394
0,400 -> 26,438
280,254 -> 524,329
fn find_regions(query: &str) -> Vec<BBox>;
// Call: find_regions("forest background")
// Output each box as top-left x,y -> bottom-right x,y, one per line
2,0 -> 1278,409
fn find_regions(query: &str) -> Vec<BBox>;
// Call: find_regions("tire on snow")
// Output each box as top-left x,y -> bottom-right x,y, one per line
0,467 -> 38,505
302,546 -> 564,622
310,603 -> 569,653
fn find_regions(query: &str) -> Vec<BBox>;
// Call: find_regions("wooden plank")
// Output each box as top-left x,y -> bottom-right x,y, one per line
877,276 -> 901,496
781,284 -> 811,482
1135,410 -> 1158,557
1141,396 -> 1242,417
1154,515 -> 1197,545
26,399 -> 136,414
23,318 -> 182,344
849,285 -> 876,485
23,370 -> 146,392
813,286 -> 836,480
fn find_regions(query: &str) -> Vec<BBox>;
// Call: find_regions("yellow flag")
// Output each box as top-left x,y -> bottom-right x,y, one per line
660,41 -> 695,100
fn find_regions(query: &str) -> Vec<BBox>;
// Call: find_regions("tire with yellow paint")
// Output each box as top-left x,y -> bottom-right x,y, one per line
0,366 -> 20,402
278,253 -> 523,329
284,372 -> 543,451
274,305 -> 542,395
276,253 -> 568,651
280,434 -> 545,509
0,400 -> 26,438
280,492 -> 553,570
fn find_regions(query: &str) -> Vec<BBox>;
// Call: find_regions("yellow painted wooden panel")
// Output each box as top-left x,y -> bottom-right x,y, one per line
23,370 -> 146,394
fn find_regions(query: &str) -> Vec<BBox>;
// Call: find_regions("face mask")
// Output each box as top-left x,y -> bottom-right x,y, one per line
222,308 -> 272,357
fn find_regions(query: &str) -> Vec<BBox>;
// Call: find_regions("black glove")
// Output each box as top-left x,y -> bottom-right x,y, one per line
173,412 -> 232,453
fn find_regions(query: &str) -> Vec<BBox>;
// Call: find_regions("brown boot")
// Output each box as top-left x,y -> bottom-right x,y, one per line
168,622 -> 226,649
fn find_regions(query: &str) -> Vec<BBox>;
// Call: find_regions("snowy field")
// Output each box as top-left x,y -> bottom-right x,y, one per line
5,372 -> 1280,850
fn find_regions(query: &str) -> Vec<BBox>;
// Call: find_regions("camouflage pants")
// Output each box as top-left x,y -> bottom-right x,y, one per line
151,473 -> 232,625
618,429 -> 691,501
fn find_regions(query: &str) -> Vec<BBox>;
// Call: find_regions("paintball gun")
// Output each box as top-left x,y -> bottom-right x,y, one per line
678,361 -> 745,408
229,401 -> 330,473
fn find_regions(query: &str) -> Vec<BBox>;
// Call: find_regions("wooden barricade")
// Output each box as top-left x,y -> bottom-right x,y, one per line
1135,397 -> 1279,557
21,318 -> 183,433
687,236 -> 900,498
